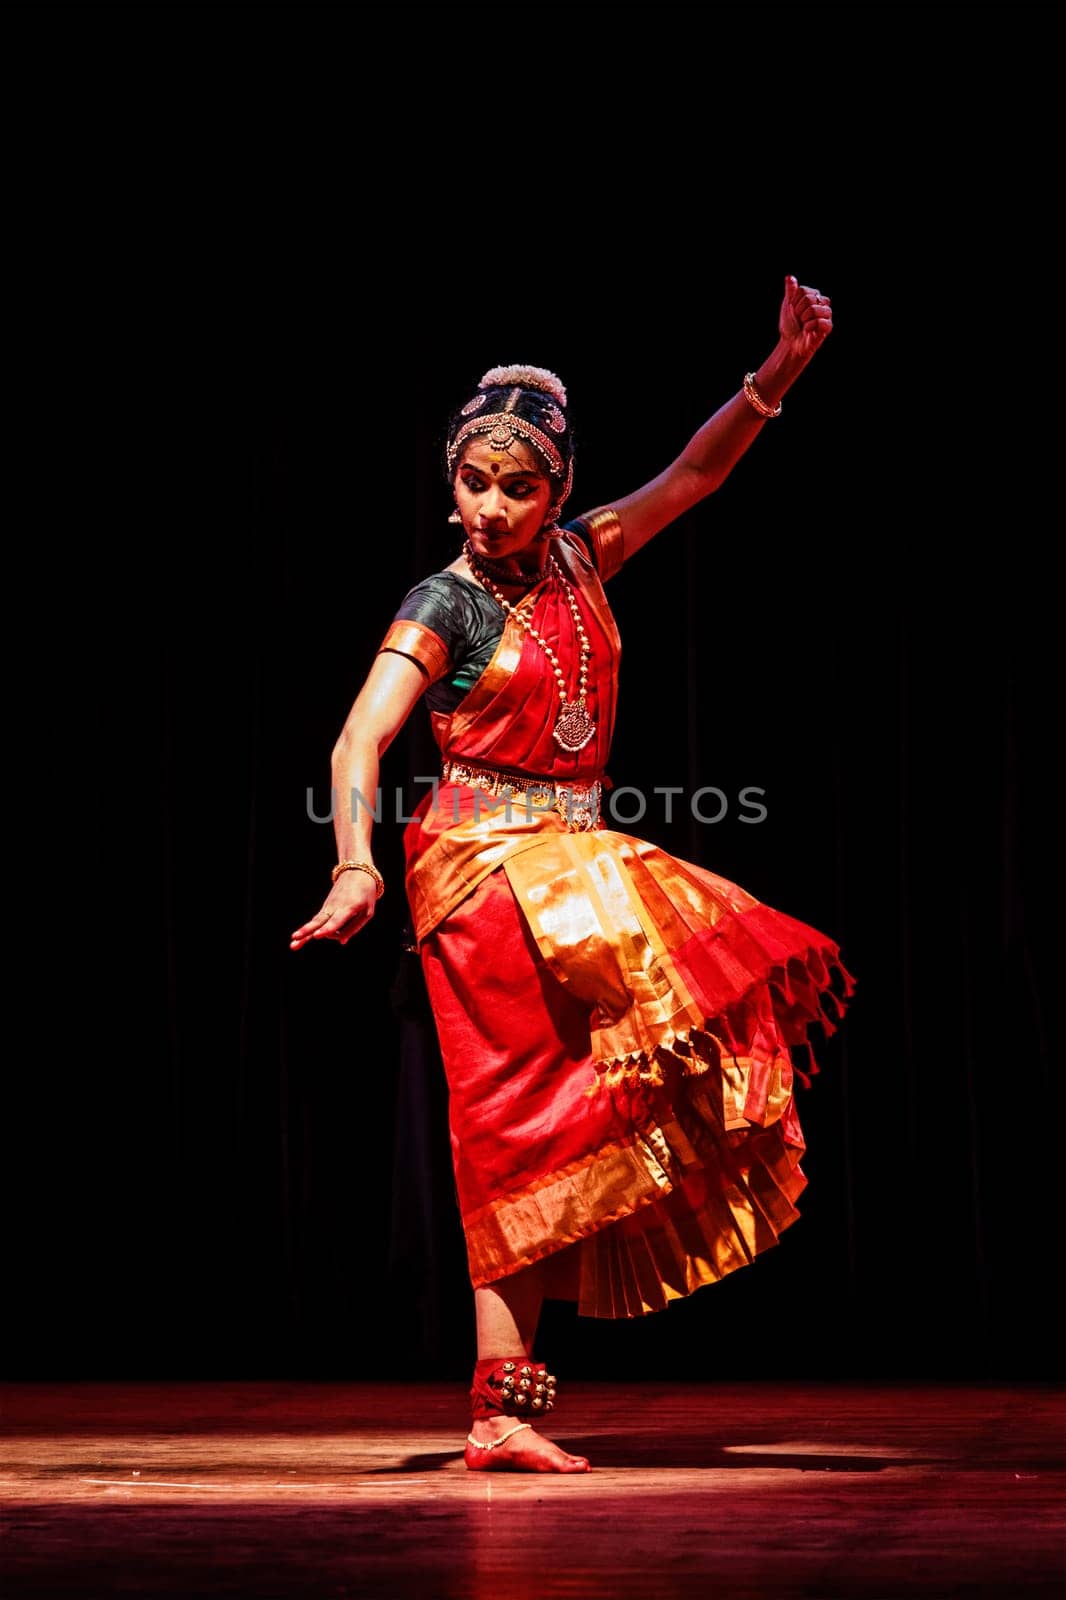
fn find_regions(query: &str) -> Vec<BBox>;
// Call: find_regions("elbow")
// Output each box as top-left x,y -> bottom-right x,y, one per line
694,463 -> 728,498
331,726 -> 383,777
677,461 -> 724,508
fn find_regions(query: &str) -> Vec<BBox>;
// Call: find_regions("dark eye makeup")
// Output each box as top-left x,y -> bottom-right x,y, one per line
460,473 -> 539,500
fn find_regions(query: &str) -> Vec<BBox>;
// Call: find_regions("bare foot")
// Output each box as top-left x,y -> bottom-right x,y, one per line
464,1418 -> 590,1473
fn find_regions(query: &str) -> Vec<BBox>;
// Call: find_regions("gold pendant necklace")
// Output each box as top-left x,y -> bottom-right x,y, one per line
465,544 -> 597,752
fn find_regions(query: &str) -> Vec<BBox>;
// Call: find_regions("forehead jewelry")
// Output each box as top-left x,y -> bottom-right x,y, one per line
487,422 -> 525,463
448,415 -> 565,476
464,540 -> 596,753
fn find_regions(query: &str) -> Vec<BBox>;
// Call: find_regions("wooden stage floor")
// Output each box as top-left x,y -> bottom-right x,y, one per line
2,1380 -> 1064,1597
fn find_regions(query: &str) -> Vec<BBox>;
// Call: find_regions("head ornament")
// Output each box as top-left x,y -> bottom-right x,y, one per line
445,364 -> 574,521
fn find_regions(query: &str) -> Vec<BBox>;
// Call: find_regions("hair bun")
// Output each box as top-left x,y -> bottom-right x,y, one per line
477,365 -> 567,407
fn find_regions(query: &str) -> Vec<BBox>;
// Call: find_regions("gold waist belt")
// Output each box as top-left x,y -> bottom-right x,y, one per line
441,759 -> 602,833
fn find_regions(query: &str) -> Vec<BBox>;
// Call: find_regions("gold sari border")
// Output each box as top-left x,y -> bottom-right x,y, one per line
576,1113 -> 807,1318
460,1082 -> 809,1316
463,1132 -> 674,1288
502,831 -> 709,1076
407,812 -> 559,946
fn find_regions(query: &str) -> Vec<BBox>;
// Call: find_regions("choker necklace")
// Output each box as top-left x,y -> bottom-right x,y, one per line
463,540 -> 545,589
465,541 -> 596,753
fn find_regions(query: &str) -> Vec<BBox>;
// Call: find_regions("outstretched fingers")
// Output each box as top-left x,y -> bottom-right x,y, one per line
289,901 -> 373,950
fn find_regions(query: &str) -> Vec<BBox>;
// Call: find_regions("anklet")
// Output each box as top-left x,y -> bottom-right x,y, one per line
466,1423 -> 533,1450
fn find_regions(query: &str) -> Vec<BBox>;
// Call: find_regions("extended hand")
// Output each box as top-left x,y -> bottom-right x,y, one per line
290,877 -> 380,950
778,274 -> 833,360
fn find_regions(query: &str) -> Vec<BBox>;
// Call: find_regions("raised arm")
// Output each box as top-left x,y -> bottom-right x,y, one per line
289,651 -> 428,949
611,275 -> 832,563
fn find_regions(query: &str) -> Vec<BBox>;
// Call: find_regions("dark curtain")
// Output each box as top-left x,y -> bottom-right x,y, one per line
9,3 -> 1063,1383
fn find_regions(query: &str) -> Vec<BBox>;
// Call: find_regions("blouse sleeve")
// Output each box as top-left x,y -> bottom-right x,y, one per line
377,574 -> 473,684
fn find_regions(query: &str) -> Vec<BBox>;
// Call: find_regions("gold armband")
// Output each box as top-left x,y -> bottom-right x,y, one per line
578,506 -> 625,581
378,620 -> 451,684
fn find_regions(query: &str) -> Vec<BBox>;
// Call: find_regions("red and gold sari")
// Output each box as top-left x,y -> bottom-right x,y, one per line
379,518 -> 854,1317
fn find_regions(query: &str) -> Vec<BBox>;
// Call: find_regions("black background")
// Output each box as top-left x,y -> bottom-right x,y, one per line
7,2 -> 1064,1385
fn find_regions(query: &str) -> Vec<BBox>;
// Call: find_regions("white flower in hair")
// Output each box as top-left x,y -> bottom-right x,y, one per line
478,365 -> 568,406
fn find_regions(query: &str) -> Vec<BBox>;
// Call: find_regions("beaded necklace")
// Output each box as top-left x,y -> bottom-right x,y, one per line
463,540 -> 596,753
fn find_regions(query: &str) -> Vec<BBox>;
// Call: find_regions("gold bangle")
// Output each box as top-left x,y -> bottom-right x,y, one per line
331,860 -> 385,897
743,372 -> 782,419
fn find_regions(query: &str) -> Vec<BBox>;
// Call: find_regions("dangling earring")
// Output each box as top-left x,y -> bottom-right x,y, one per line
448,508 -> 462,524
540,503 -> 565,539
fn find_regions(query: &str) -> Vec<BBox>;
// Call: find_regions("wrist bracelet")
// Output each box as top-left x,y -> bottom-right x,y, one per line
743,372 -> 783,419
331,860 -> 385,897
